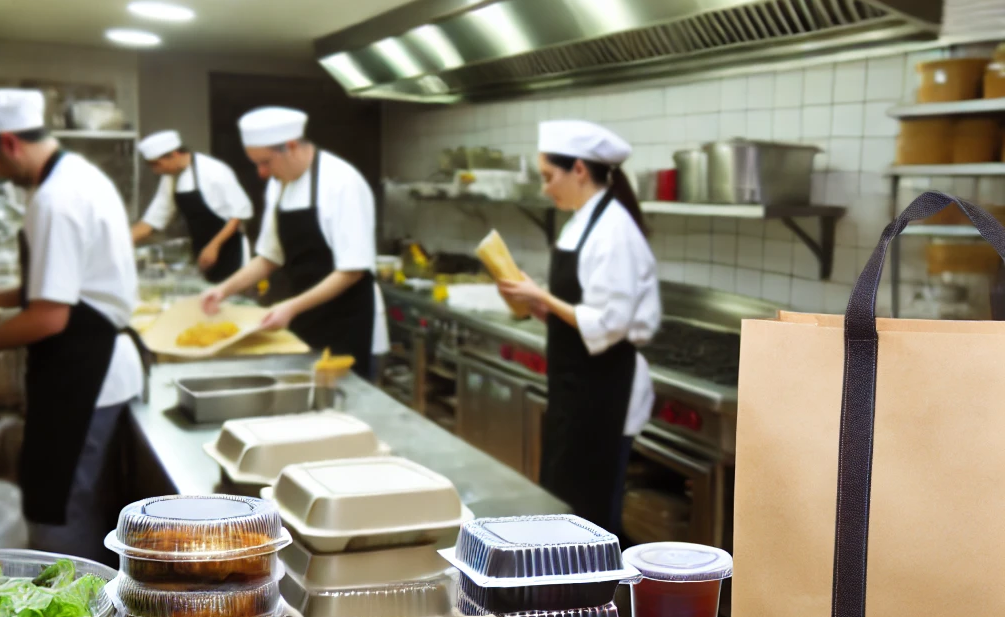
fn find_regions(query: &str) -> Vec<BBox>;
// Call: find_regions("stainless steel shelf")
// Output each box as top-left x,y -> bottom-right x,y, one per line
887,98 -> 1005,118
888,164 -> 1005,177
52,129 -> 138,140
639,201 -> 845,219
901,225 -> 982,238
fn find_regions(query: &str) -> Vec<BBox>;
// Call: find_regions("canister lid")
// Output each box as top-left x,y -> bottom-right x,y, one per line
622,542 -> 732,583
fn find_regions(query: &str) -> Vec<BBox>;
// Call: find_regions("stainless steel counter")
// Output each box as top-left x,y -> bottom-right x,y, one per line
128,354 -> 569,517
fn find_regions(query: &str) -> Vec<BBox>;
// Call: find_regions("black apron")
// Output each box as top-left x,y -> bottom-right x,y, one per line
542,189 -> 637,531
275,150 -> 374,378
16,150 -> 121,525
175,155 -> 244,284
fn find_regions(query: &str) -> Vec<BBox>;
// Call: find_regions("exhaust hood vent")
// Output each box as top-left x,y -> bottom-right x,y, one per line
315,0 -> 943,103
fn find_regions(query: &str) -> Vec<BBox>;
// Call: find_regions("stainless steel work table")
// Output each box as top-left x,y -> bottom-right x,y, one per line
127,354 -> 570,517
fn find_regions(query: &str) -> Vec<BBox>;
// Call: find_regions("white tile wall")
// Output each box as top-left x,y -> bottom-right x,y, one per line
382,50 -> 946,314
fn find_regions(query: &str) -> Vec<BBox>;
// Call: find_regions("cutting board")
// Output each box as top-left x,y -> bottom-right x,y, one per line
140,297 -> 271,359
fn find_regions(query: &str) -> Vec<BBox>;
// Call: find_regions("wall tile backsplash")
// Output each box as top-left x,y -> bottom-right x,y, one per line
382,46 -> 1000,317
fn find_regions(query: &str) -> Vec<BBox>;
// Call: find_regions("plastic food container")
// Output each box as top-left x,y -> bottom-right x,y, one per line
621,542 -> 732,617
454,589 -> 619,617
896,118 -> 954,165
951,117 -> 1002,163
440,515 -> 640,612
0,549 -> 117,617
280,570 -> 455,617
105,495 -> 292,586
916,58 -> 989,103
114,573 -> 282,617
281,536 -> 450,589
203,411 -> 390,488
263,457 -> 474,553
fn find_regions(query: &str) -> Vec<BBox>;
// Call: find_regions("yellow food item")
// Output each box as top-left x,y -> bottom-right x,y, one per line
256,280 -> 270,297
314,348 -> 355,387
476,229 -> 530,319
176,322 -> 240,348
394,270 -> 407,285
410,244 -> 429,268
433,284 -> 449,303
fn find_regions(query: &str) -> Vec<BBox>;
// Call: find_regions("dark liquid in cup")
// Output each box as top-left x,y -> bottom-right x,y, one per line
631,578 -> 721,617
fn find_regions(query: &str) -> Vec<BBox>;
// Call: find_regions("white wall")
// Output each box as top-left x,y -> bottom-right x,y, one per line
382,46 -> 1005,317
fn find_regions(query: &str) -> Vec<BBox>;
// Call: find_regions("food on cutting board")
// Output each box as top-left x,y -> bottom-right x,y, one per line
0,558 -> 105,617
175,321 -> 239,347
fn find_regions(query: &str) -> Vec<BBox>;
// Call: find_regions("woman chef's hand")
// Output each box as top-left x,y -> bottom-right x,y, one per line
198,244 -> 219,272
260,300 -> 298,331
498,273 -> 546,305
200,287 -> 226,315
530,299 -> 549,322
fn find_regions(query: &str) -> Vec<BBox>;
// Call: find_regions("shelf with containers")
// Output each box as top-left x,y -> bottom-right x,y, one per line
401,191 -> 846,279
884,53 -> 1005,316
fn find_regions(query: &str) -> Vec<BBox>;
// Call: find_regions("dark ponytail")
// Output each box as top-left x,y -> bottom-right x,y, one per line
545,154 -> 649,237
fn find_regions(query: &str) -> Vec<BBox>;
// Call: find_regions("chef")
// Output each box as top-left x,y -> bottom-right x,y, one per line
131,130 -> 253,283
201,107 -> 388,378
497,120 -> 660,534
0,89 -> 143,562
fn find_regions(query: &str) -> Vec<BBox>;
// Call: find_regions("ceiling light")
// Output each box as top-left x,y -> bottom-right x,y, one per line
105,28 -> 162,47
127,1 -> 195,22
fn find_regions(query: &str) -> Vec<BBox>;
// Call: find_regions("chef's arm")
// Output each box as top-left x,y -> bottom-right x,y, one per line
285,270 -> 364,316
216,256 -> 278,297
206,218 -> 241,252
0,300 -> 69,349
131,221 -> 154,245
539,293 -> 578,329
0,288 -> 20,309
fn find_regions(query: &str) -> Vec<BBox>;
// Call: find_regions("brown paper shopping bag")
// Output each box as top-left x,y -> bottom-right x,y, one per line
733,191 -> 1005,617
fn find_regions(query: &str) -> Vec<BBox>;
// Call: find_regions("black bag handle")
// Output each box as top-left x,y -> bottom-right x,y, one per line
833,191 -> 1005,617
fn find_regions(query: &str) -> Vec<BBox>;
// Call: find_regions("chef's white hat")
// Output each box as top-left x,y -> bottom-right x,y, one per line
0,89 -> 45,134
239,107 -> 308,148
538,120 -> 631,166
138,130 -> 182,160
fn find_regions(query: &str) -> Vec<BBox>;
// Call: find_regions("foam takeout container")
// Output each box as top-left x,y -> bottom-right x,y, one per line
203,412 -> 391,487
262,457 -> 473,553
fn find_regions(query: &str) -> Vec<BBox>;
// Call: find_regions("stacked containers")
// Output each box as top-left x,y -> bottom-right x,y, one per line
441,515 -> 641,616
104,495 -> 292,617
264,457 -> 474,617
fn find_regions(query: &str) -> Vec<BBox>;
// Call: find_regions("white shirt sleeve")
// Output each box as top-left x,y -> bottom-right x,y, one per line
141,176 -> 176,230
203,156 -> 253,221
323,165 -> 376,272
25,199 -> 84,305
254,180 -> 284,266
574,210 -> 659,355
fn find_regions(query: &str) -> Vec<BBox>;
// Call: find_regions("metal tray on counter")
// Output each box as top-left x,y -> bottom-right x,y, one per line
176,371 -> 318,423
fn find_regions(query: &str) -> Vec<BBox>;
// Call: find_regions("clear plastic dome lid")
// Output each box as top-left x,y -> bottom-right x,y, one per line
441,515 -> 640,588
106,495 -> 291,562
621,542 -> 733,583
113,574 -> 281,617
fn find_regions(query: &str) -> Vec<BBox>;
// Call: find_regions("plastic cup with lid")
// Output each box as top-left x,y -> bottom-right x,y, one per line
621,542 -> 732,617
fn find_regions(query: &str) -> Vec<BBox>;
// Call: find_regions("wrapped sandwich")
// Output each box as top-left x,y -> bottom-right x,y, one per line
476,230 -> 531,319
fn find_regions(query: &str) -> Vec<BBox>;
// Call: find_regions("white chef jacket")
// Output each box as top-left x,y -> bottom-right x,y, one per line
141,152 -> 253,263
555,190 -> 661,436
24,152 -> 143,407
255,150 -> 389,355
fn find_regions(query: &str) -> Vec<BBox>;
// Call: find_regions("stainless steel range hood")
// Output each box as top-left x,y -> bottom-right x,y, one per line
314,0 -> 942,103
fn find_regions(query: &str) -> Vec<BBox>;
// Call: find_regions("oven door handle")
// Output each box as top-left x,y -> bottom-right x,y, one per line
633,434 -> 713,477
